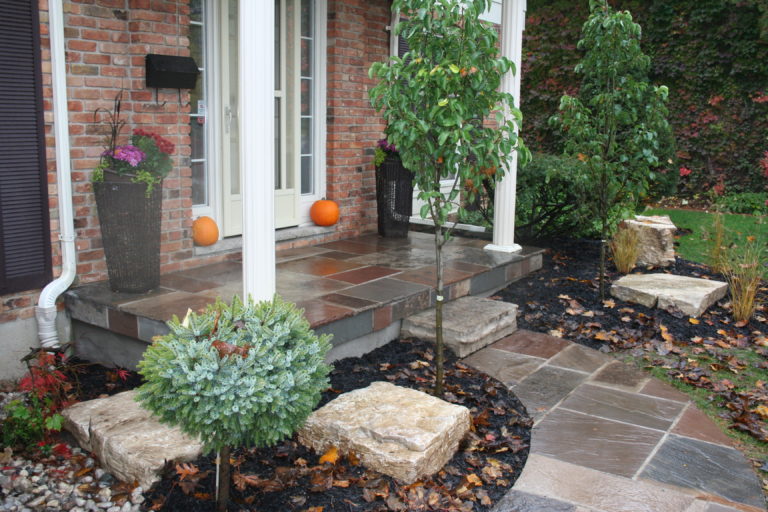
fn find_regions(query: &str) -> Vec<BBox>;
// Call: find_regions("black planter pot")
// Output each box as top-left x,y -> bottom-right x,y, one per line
376,154 -> 415,237
93,171 -> 162,293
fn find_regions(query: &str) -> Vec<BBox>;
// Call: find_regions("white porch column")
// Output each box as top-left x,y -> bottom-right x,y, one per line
240,1 -> 276,300
485,0 -> 526,254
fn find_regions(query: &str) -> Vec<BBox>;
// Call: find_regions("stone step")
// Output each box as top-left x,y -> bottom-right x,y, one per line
401,296 -> 518,357
298,381 -> 470,483
611,273 -> 728,317
62,390 -> 203,489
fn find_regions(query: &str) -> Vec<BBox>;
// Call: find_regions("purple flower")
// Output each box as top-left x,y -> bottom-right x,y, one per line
105,145 -> 145,167
377,138 -> 397,153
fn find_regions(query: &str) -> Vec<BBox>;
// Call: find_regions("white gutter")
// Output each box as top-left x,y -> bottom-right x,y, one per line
36,0 -> 76,349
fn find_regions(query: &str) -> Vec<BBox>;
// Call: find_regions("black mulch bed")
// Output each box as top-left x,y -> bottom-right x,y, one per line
500,238 -> 767,352
63,338 -> 531,511
141,338 -> 531,511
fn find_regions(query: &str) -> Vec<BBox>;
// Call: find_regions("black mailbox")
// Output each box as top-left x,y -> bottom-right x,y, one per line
145,54 -> 200,89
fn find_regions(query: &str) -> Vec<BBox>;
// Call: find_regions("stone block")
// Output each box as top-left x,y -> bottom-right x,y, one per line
622,215 -> 677,267
62,390 -> 203,489
400,296 -> 518,357
611,273 -> 727,317
297,381 -> 470,483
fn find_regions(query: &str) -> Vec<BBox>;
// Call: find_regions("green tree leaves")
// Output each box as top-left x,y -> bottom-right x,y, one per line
551,0 -> 672,297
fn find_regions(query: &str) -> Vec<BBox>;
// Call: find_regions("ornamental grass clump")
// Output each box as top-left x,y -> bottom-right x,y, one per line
610,225 -> 639,274
722,238 -> 765,324
136,295 -> 332,511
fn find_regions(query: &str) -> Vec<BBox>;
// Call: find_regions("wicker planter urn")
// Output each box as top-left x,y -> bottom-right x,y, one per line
94,171 -> 162,293
376,153 -> 415,238
91,92 -> 174,293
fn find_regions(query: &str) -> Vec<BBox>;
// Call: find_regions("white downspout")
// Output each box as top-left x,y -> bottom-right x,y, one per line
36,0 -> 76,349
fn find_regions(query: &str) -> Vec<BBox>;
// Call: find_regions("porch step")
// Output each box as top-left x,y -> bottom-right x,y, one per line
401,296 -> 518,358
65,233 -> 543,369
61,390 -> 203,489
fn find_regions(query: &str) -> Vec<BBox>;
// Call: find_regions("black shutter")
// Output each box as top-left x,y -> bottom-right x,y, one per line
396,17 -> 410,61
0,0 -> 52,295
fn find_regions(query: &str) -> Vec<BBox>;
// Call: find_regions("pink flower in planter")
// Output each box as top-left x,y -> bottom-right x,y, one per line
104,145 -> 145,167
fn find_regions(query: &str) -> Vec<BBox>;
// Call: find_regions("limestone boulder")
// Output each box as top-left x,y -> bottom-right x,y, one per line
401,296 -> 518,357
62,390 -> 203,488
622,215 -> 677,267
611,273 -> 728,317
298,381 -> 470,483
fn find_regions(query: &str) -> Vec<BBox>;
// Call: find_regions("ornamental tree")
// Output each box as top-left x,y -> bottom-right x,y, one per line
551,0 -> 672,298
369,0 -> 528,395
136,295 -> 332,511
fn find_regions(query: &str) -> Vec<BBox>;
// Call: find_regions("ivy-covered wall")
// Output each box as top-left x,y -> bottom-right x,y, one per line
522,0 -> 768,194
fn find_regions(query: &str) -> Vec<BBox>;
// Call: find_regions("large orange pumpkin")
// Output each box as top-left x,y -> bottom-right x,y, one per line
192,216 -> 219,246
310,199 -> 340,226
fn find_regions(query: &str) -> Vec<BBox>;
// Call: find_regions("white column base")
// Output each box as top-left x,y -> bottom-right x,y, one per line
484,242 -> 522,253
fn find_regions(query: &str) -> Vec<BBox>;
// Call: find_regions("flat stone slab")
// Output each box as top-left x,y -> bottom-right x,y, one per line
401,296 -> 518,357
611,273 -> 727,317
623,215 -> 677,267
62,390 -> 203,489
641,435 -> 765,509
297,381 -> 470,483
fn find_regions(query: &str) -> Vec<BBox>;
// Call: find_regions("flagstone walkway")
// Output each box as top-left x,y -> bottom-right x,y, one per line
464,329 -> 766,512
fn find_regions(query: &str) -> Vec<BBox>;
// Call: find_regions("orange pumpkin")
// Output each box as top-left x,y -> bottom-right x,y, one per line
192,216 -> 219,246
310,199 -> 340,226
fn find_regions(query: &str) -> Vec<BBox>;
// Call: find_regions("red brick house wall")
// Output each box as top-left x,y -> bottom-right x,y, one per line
1,0 -> 391,331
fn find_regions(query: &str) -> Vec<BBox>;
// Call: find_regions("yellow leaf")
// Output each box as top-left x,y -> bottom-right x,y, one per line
577,153 -> 588,162
660,324 -> 674,342
319,446 -> 339,465
688,318 -> 700,325
602,299 -> 616,308
753,405 -> 768,419
466,473 -> 482,486
594,331 -> 613,341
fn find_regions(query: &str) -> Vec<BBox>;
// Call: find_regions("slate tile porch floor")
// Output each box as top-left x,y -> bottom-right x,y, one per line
466,330 -> 766,512
65,231 -> 543,357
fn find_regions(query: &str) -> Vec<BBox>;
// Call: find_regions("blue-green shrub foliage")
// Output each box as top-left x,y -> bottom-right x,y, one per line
136,295 -> 332,454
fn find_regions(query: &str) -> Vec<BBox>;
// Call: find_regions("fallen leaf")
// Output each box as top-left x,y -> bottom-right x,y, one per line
688,318 -> 700,325
602,299 -> 616,308
753,405 -> 768,419
319,446 -> 339,465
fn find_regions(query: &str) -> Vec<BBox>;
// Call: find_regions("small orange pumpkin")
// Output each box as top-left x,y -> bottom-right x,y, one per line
192,216 -> 219,246
310,199 -> 340,226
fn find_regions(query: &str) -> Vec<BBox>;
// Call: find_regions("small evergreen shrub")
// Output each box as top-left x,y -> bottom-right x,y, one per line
136,295 -> 332,454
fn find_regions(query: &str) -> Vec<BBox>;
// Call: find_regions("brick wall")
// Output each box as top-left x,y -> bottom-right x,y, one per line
325,0 -> 389,238
2,0 -> 392,323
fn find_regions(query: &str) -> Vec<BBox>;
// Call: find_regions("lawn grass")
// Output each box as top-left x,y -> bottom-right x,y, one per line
643,207 -> 767,274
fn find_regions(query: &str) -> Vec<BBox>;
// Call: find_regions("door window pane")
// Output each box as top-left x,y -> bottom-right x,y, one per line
192,162 -> 207,205
190,5 -> 207,206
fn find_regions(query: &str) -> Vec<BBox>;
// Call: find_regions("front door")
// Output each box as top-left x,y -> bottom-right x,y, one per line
190,0 -> 325,235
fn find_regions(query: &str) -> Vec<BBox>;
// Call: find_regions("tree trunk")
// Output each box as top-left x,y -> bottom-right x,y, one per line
434,224 -> 445,397
217,446 -> 231,512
